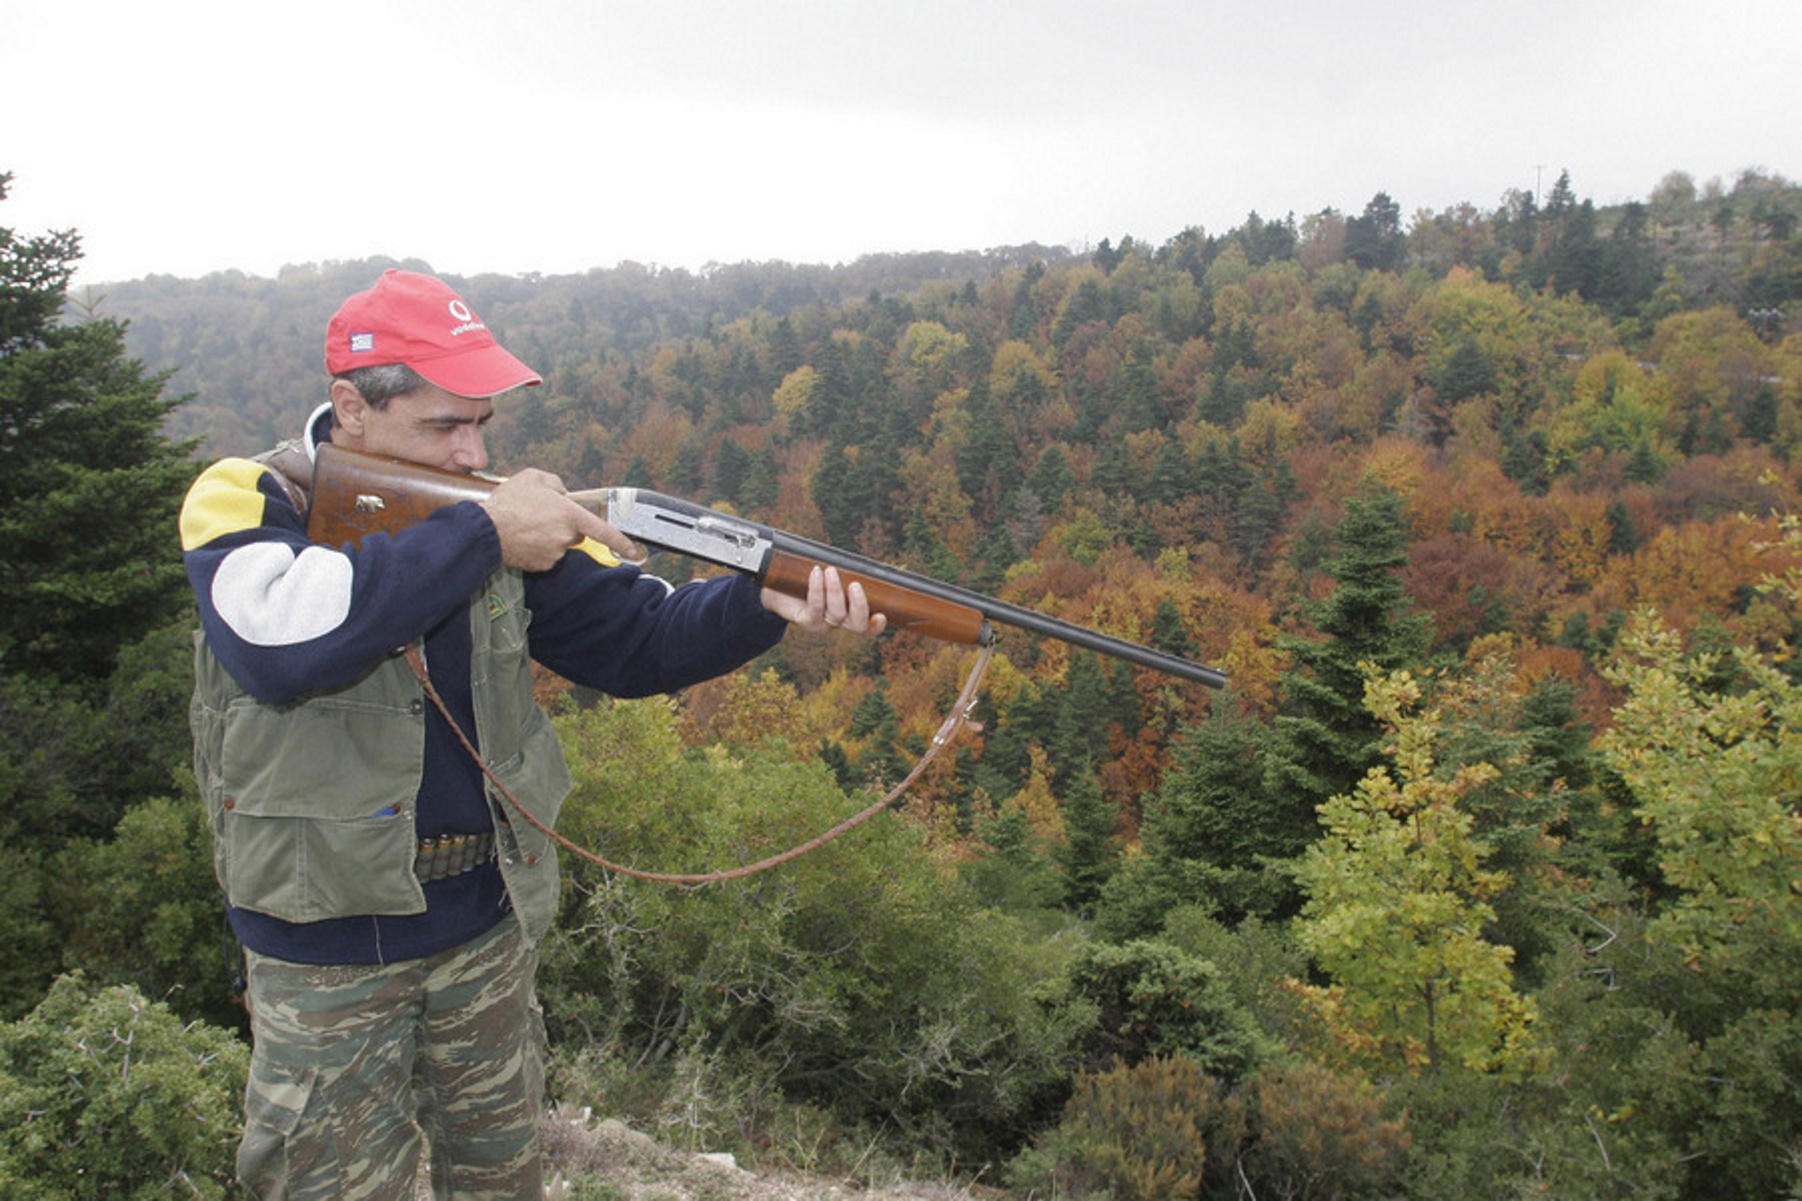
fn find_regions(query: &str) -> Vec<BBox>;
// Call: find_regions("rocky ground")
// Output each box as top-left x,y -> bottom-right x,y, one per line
537,1106 -> 1008,1201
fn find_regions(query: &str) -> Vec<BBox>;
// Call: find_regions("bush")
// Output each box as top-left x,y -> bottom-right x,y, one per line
52,794 -> 238,1031
539,698 -> 1083,1164
1064,938 -> 1270,1080
1010,1055 -> 1223,1200
1011,1055 -> 1410,1201
0,974 -> 248,1198
1237,1061 -> 1409,1200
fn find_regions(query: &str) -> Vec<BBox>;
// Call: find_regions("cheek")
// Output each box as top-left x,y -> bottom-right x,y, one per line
360,423 -> 457,468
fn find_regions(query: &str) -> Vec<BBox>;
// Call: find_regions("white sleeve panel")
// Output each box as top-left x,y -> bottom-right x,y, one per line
210,542 -> 356,647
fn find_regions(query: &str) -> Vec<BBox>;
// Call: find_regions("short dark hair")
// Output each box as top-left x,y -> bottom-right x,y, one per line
334,362 -> 426,410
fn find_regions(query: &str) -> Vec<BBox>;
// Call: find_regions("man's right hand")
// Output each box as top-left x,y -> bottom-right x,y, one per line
480,469 -> 644,572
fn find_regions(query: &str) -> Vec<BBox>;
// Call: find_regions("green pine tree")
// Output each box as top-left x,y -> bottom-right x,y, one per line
0,176 -> 207,1021
0,175 -> 198,690
1259,481 -> 1433,906
1273,481 -> 1431,795
1095,700 -> 1293,933
1048,651 -> 1111,781
1057,767 -> 1119,913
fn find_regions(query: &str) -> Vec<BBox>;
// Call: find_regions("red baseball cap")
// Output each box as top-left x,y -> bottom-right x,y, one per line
324,269 -> 542,398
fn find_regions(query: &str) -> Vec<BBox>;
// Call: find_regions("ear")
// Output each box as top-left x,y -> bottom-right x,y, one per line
329,379 -> 370,448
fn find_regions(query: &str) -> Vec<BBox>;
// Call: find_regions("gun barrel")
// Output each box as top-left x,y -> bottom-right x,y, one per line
767,528 -> 1228,689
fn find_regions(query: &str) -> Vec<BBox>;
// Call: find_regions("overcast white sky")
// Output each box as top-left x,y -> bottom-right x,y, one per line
3,0 -> 1797,288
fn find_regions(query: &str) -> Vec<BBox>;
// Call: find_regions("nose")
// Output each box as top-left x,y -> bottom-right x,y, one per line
449,423 -> 489,473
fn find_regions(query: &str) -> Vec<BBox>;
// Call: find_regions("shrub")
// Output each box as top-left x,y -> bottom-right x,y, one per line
0,974 -> 248,1199
1011,1055 -> 1222,1200
1064,938 -> 1270,1080
52,794 -> 238,1031
540,699 -> 1083,1164
1236,1061 -> 1409,1200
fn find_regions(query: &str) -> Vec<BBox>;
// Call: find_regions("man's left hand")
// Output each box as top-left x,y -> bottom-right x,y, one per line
763,565 -> 888,636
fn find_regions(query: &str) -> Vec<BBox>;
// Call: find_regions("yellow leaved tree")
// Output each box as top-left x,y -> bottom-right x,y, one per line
1289,666 -> 1540,1077
1599,524 -> 1802,984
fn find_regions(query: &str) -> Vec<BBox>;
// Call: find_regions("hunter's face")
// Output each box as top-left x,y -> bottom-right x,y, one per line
332,382 -> 496,474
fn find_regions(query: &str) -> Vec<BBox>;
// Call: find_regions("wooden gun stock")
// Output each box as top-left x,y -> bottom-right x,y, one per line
307,446 -> 501,547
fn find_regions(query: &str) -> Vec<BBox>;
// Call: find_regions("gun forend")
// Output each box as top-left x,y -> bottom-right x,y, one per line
605,488 -> 991,644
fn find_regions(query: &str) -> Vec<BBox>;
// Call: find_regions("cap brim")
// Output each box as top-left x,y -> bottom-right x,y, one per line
409,344 -> 543,398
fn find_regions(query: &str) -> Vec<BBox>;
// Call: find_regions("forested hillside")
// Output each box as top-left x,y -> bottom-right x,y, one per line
9,165 -> 1802,1198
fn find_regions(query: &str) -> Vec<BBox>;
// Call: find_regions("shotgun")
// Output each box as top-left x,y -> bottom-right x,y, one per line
307,443 -> 1228,688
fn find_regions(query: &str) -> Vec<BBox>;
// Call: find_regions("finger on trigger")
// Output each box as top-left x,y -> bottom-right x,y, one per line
577,506 -> 648,564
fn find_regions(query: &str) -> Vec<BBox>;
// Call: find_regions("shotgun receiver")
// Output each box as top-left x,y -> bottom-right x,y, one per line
308,443 -> 1228,688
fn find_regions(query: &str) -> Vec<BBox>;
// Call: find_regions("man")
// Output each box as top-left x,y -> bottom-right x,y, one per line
180,268 -> 883,1199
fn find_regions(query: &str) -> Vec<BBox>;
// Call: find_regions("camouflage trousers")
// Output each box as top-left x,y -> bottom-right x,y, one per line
237,915 -> 547,1200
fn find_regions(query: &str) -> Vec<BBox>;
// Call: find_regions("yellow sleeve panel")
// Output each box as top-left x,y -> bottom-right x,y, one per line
180,458 -> 274,551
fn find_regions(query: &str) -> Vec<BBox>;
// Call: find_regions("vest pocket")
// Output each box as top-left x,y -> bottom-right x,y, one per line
214,695 -> 428,922
225,806 -> 426,922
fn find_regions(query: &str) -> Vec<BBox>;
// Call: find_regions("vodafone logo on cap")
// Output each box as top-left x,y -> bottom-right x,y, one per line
446,297 -> 488,338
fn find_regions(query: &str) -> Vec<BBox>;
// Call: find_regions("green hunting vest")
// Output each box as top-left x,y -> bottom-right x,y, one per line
189,461 -> 572,944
